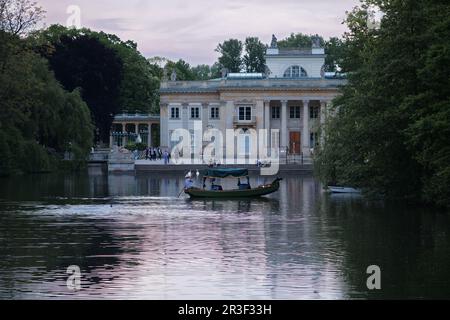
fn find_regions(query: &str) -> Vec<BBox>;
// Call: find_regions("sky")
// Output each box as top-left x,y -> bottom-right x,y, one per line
36,0 -> 360,65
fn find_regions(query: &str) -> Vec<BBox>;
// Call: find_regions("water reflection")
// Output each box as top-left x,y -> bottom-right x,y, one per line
0,171 -> 449,299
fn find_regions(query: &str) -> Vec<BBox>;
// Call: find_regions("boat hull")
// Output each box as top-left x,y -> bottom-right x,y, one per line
185,179 -> 281,198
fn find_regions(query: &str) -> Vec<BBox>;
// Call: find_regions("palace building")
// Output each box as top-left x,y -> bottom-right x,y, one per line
159,36 -> 346,161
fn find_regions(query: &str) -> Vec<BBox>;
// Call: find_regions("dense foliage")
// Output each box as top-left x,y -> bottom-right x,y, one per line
32,25 -> 165,140
315,0 -> 450,207
0,31 -> 93,175
215,38 -> 244,73
243,37 -> 267,73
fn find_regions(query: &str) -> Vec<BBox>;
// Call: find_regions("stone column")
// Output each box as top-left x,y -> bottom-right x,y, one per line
264,100 -> 270,147
302,100 -> 310,156
160,103 -> 169,149
319,101 -> 327,146
202,103 -> 209,161
320,101 -> 327,126
118,123 -> 123,147
202,103 -> 209,133
255,100 -> 264,131
225,101 -> 235,163
182,103 -> 189,130
281,100 -> 288,150
225,101 -> 234,129
124,123 -> 130,146
148,123 -> 153,147
135,123 -> 139,145
109,131 -> 113,148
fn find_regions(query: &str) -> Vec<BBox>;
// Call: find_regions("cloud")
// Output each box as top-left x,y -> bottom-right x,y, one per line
36,0 -> 359,65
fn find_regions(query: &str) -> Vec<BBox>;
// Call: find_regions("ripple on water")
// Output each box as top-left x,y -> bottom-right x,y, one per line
1,174 -> 450,299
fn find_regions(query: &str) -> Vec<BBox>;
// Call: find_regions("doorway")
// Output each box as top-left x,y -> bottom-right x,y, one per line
289,131 -> 301,154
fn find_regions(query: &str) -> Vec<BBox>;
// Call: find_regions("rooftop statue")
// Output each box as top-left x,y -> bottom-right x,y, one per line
221,67 -> 228,79
264,65 -> 271,77
270,34 -> 278,48
312,36 -> 321,48
170,69 -> 177,81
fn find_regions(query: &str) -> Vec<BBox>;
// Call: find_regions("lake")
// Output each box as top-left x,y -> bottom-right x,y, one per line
0,168 -> 449,299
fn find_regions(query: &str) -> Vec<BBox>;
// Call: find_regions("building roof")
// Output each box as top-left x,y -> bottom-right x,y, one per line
113,113 -> 160,122
278,48 -> 313,55
160,78 -> 347,94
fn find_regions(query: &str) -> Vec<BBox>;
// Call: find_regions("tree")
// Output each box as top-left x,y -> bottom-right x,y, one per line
0,31 -> 93,175
32,25 -> 161,115
209,62 -> 222,79
191,64 -> 212,80
278,33 -> 324,48
315,0 -> 450,207
324,37 -> 345,72
164,59 -> 195,81
0,0 -> 45,36
95,32 -> 160,114
276,33 -> 343,72
215,39 -> 243,73
39,32 -> 123,144
243,37 -> 266,73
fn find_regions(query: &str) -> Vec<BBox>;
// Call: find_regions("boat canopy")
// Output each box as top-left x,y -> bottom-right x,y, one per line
204,168 -> 248,178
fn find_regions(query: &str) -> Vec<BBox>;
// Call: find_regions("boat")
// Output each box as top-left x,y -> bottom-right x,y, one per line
184,168 -> 282,199
328,186 -> 362,194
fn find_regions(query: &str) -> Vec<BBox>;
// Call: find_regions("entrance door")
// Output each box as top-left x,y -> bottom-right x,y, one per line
289,131 -> 301,154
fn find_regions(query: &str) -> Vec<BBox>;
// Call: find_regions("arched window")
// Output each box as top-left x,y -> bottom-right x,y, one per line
283,66 -> 307,78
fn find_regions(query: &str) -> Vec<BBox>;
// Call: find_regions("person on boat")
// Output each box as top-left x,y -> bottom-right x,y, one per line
237,177 -> 251,190
184,174 -> 194,190
210,178 -> 223,191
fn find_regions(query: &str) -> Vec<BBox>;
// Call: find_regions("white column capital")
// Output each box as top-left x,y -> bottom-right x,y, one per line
280,100 -> 289,106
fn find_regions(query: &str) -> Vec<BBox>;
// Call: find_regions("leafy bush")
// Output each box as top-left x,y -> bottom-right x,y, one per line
19,141 -> 52,173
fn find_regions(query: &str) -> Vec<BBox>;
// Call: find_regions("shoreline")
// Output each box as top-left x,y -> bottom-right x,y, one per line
134,163 -> 313,174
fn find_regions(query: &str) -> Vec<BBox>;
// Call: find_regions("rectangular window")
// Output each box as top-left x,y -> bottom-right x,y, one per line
191,107 -> 200,119
310,106 -> 319,119
170,107 -> 180,119
210,107 -> 220,119
310,132 -> 319,148
238,106 -> 252,121
290,106 -> 301,119
272,106 -> 280,119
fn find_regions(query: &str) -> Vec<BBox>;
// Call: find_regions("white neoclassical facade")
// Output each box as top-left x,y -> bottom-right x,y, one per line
159,38 -> 346,160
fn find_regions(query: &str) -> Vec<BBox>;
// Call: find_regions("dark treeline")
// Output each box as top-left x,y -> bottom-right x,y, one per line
0,1 -> 93,175
315,0 -> 450,208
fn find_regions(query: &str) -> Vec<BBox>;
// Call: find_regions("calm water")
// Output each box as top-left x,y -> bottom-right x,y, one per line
0,167 -> 449,299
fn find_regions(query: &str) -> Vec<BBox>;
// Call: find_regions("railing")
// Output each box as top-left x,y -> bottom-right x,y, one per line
233,116 -> 257,124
